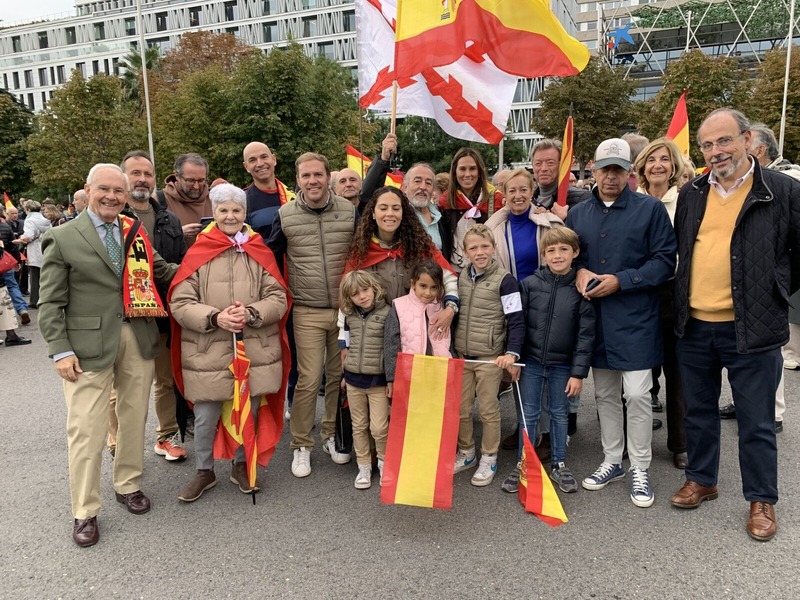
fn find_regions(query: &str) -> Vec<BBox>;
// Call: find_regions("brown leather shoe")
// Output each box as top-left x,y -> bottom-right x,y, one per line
671,480 -> 718,508
178,470 -> 217,502
747,501 -> 777,541
230,462 -> 261,494
672,452 -> 688,470
72,517 -> 99,547
115,490 -> 151,514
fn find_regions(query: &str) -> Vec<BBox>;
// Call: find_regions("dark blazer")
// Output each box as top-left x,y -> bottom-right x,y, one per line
38,210 -> 177,371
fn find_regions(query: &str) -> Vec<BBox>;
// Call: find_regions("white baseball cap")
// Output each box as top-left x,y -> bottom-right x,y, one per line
594,138 -> 632,170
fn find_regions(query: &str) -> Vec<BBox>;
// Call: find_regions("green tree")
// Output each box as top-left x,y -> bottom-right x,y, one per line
27,71 -> 143,196
118,45 -> 160,107
636,49 -> 750,165
0,90 -> 34,197
534,56 -> 638,171
746,46 -> 800,163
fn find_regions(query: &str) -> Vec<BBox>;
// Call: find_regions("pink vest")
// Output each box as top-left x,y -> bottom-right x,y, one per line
393,292 -> 451,358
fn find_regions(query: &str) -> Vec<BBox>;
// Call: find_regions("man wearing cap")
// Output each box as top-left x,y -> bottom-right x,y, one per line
566,137 -> 676,509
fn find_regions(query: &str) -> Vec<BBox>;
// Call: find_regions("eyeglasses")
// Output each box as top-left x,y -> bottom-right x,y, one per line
700,134 -> 743,153
92,185 -> 127,197
179,176 -> 206,186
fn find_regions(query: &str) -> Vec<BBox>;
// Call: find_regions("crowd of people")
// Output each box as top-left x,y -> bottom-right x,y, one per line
5,106 -> 799,549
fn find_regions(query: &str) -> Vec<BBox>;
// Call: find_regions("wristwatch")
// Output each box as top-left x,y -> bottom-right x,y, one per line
445,301 -> 459,314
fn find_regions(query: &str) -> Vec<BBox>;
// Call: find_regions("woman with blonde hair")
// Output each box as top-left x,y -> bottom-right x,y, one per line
633,137 -> 684,222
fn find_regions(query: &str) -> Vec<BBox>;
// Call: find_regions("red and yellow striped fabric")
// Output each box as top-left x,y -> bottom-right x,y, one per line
4,192 -> 14,210
380,353 -> 464,509
666,90 -> 690,158
557,116 -> 574,207
519,428 -> 568,526
346,145 -> 402,188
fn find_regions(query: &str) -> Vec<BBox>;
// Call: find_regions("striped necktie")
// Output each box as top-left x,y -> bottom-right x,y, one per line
103,222 -> 122,276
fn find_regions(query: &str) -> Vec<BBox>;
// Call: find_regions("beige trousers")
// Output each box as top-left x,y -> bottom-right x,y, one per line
457,358 -> 503,455
346,383 -> 390,465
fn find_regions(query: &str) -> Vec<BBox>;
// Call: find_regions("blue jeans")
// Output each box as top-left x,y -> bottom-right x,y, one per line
3,270 -> 27,313
677,319 -> 780,503
518,359 -> 571,464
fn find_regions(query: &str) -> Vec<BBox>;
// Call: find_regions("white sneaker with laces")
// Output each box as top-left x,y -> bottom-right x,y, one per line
471,454 -> 497,487
454,448 -> 477,473
354,464 -> 372,489
378,458 -> 384,486
322,436 -> 352,464
291,447 -> 311,478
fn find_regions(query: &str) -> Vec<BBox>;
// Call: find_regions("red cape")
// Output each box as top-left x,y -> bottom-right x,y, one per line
345,238 -> 455,276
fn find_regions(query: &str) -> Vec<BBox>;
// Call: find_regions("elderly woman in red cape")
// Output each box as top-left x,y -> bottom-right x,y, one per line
168,183 -> 290,503
346,186 -> 458,341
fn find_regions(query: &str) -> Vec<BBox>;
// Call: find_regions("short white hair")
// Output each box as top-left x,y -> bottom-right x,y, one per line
210,183 -> 247,212
86,163 -> 130,190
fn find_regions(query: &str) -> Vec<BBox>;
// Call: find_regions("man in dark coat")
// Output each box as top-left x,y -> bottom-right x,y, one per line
566,137 -> 676,509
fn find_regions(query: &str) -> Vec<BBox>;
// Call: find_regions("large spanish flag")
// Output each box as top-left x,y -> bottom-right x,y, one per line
666,90 -> 690,158
557,116 -> 574,207
346,145 -> 402,188
519,429 -> 568,526
381,353 -> 464,509
394,0 -> 590,81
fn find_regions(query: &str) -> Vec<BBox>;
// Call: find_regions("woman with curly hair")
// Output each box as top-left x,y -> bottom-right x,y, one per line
438,148 -> 504,270
346,186 -> 459,340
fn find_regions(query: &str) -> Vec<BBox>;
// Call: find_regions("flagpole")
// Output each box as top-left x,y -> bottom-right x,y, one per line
390,81 -> 398,134
463,359 -> 526,368
136,0 -> 156,181
778,0 -> 796,155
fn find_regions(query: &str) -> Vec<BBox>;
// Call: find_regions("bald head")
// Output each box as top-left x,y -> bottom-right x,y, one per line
243,141 -> 277,188
334,168 -> 363,204
73,189 -> 88,213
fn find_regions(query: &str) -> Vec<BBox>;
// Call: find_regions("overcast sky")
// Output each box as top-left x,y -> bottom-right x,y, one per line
4,0 -> 77,26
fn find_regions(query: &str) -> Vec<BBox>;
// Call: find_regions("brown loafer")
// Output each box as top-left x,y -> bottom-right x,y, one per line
115,490 -> 151,514
72,516 -> 99,547
20,311 -> 31,325
747,501 -> 777,541
671,480 -> 718,509
672,452 -> 688,470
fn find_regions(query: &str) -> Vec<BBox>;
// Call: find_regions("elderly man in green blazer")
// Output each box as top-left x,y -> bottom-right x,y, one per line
39,163 -> 177,548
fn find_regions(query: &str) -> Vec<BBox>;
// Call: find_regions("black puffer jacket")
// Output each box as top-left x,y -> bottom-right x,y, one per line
520,266 -> 596,378
673,161 -> 800,352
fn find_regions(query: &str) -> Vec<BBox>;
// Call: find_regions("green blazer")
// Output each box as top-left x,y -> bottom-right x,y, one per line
38,210 -> 177,372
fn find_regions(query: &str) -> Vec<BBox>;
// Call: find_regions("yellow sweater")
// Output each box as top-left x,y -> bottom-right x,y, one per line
689,179 -> 753,321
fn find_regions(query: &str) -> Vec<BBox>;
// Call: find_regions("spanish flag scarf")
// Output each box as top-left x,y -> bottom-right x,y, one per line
120,216 -> 168,318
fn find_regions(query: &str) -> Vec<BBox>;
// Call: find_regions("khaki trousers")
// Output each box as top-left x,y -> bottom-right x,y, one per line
346,383 -> 389,465
457,359 -> 503,455
290,306 -> 342,449
108,333 -> 178,448
64,324 -> 153,519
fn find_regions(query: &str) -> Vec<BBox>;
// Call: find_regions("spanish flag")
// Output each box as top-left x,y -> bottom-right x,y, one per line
394,0 -> 590,81
519,429 -> 568,526
346,145 -> 403,188
381,353 -> 464,509
557,116 -> 574,207
666,90 -> 690,158
4,192 -> 14,210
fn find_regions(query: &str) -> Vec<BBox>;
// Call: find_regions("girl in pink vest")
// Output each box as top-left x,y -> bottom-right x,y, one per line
384,260 -> 452,385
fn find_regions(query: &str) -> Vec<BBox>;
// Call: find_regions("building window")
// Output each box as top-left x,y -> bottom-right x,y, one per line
189,7 -> 201,27
24,70 -> 34,88
50,66 -> 56,83
156,12 -> 168,32
302,0 -> 317,9
12,36 -> 22,53
318,41 -> 334,60
224,1 -> 237,21
92,60 -> 100,75
125,17 -> 136,36
76,62 -> 86,77
263,0 -> 277,15
57,65 -> 66,83
2,74 -> 7,89
13,72 -> 20,89
112,57 -> 120,76
302,16 -> 317,37
104,59 -> 110,75
226,26 -> 239,35
38,32 -> 49,49
66,27 -> 77,45
342,10 -> 355,32
39,68 -> 48,86
41,92 -> 47,108
94,22 -> 106,41
263,22 -> 278,42
27,94 -> 35,110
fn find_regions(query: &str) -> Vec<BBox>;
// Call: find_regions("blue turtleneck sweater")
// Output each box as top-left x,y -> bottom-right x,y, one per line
507,207 -> 539,281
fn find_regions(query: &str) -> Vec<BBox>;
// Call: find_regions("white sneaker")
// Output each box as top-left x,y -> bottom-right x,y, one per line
284,408 -> 291,420
291,447 -> 311,478
322,436 -> 352,464
784,359 -> 799,370
454,447 -> 477,473
354,464 -> 372,489
471,453 -> 497,487
378,458 -> 384,486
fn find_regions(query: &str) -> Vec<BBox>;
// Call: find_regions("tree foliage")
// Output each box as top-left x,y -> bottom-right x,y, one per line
534,57 -> 638,170
745,46 -> 800,163
0,90 -> 34,196
27,71 -> 143,196
636,49 -> 750,164
118,45 -> 161,108
151,43 -> 365,184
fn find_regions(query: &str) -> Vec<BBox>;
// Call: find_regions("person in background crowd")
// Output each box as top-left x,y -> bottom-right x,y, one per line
334,168 -> 363,208
622,132 -> 649,191
0,210 -> 30,325
530,139 -> 592,216
435,173 -> 450,198
158,153 -> 213,246
4,205 -> 27,295
242,141 -> 296,243
678,159 -> 697,191
492,169 -> 513,197
0,241 -> 31,347
13,200 -> 51,309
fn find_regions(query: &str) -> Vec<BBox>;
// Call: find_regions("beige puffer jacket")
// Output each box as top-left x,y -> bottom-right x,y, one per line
169,246 -> 287,402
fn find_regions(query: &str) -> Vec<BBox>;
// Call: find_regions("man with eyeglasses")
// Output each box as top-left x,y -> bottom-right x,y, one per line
38,164 -> 178,547
670,108 -> 800,542
158,152 -> 212,246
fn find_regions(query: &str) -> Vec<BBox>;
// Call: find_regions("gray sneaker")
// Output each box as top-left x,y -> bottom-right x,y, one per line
550,462 -> 578,493
501,463 -> 521,493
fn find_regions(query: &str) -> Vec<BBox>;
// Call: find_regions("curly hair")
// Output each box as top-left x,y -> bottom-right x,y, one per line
347,187 -> 436,267
446,147 -> 489,209
339,270 -> 386,316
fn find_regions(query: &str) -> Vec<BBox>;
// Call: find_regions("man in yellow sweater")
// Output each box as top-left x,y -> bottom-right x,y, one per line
671,108 -> 800,542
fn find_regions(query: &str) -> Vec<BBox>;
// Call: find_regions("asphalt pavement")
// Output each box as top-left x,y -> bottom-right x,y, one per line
2,313 -> 799,599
